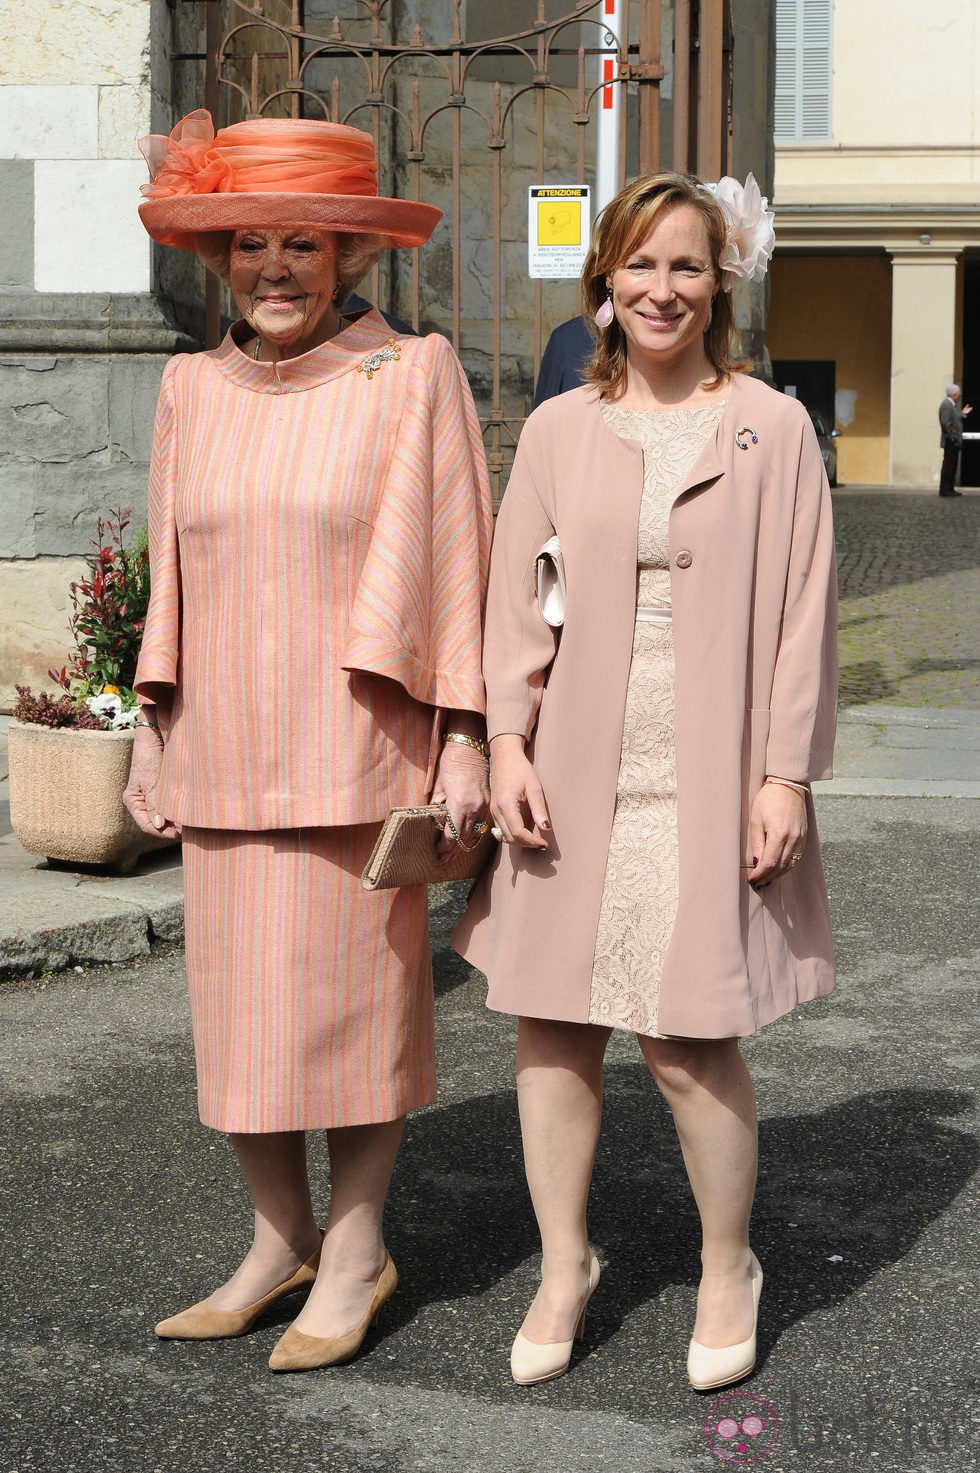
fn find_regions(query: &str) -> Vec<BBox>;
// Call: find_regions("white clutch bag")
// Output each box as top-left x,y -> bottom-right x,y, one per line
535,535 -> 566,627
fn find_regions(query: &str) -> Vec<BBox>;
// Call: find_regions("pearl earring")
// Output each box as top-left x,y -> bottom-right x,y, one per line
595,287 -> 615,329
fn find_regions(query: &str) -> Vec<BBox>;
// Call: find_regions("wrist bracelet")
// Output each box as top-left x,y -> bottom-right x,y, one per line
443,731 -> 489,760
442,807 -> 484,852
766,771 -> 807,795
135,719 -> 160,730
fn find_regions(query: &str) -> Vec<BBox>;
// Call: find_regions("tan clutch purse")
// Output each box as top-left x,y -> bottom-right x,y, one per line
360,804 -> 495,891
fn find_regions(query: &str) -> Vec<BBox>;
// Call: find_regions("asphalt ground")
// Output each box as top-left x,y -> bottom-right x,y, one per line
2,793 -> 978,1473
2,486 -> 978,1469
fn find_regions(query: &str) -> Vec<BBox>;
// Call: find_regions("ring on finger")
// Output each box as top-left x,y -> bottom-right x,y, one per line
490,826 -> 504,842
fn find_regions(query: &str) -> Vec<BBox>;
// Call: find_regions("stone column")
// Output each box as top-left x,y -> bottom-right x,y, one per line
888,247 -> 962,487
731,0 -> 776,377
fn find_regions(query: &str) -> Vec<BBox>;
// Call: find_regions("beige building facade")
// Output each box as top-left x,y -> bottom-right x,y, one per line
766,0 -> 980,486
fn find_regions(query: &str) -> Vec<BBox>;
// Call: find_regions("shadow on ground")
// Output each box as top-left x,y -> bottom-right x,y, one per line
5,1055 -> 974,1416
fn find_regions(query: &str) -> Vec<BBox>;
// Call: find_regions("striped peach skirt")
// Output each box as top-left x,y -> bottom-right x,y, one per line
182,825 -> 435,1133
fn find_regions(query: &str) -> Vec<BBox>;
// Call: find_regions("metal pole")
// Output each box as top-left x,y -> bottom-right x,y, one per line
673,0 -> 691,173
204,0 -> 222,349
595,0 -> 624,213
637,0 -> 663,175
697,0 -> 725,180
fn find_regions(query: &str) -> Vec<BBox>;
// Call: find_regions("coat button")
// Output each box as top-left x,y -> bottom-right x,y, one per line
675,550 -> 693,569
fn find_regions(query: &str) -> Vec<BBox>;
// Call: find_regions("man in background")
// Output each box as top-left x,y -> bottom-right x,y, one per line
532,316 -> 592,408
938,383 -> 971,497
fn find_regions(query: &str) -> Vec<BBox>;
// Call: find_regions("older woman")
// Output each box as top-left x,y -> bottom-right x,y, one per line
124,111 -> 492,1372
455,172 -> 837,1390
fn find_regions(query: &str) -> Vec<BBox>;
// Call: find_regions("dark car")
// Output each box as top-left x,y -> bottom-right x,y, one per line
808,409 -> 842,487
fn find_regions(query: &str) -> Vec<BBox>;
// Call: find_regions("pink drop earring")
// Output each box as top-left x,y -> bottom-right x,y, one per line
595,287 -> 615,329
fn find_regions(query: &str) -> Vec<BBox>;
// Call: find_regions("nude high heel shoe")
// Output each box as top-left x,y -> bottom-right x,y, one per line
510,1252 -> 601,1386
154,1237 -> 323,1340
686,1253 -> 763,1392
268,1251 -> 398,1372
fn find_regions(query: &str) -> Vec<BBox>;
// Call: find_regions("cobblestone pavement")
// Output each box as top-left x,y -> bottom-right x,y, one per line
832,490 -> 980,709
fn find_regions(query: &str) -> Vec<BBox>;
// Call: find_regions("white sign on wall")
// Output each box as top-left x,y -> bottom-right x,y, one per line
527,186 -> 590,280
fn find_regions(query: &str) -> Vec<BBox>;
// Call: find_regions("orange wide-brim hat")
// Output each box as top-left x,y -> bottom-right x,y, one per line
137,110 -> 442,252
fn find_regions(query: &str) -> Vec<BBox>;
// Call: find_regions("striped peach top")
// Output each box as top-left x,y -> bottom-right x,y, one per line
135,309 -> 492,830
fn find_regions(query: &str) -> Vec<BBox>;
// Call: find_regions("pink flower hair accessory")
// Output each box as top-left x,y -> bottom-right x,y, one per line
700,172 -> 775,291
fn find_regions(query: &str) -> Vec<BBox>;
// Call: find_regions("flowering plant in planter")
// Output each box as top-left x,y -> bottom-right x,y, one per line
7,507 -> 168,871
11,685 -> 103,729
13,508 -> 150,730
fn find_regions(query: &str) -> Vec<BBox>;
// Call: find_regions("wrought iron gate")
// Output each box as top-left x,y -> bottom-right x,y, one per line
186,1 -> 733,497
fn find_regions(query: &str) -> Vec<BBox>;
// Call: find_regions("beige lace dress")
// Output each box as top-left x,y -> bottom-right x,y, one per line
588,400 -> 727,1036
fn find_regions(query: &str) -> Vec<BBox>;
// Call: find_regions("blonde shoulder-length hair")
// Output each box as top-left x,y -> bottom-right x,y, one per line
581,172 -> 748,397
194,230 -> 390,305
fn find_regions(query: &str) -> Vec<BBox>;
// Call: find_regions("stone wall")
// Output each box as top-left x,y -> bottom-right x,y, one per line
0,0 -> 186,708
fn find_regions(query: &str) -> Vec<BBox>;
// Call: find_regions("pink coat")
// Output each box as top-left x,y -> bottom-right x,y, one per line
135,310 -> 492,829
453,375 -> 838,1038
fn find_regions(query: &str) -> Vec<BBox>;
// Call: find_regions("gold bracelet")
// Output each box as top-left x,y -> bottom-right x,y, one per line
443,731 -> 489,760
765,775 -> 809,797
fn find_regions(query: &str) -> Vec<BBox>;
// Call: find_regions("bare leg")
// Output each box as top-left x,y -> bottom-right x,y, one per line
516,1017 -> 611,1343
207,1131 -> 321,1311
288,1116 -> 405,1339
638,1035 -> 758,1347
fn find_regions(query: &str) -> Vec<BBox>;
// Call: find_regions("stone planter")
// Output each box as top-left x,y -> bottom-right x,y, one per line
7,718 -> 176,873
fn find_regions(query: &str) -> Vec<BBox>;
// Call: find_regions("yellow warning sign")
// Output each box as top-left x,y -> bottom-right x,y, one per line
527,186 -> 590,279
537,202 -> 581,246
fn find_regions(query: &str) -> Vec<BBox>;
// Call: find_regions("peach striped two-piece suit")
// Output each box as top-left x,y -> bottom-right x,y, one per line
135,309 -> 492,1131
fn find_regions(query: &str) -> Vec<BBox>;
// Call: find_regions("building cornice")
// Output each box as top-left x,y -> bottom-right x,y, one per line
771,201 -> 979,254
0,293 -> 200,354
776,143 -> 979,157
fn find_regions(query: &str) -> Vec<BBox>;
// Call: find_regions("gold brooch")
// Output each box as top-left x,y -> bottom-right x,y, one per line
357,338 -> 402,379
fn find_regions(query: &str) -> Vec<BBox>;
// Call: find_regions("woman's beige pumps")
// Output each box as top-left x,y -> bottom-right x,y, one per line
510,1252 -> 601,1386
154,1238 -> 324,1340
268,1251 -> 398,1372
686,1253 -> 763,1391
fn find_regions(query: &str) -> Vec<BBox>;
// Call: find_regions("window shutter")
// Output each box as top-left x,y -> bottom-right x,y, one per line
775,0 -> 832,142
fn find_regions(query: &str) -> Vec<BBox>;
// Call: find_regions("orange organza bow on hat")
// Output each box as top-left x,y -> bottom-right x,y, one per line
138,110 -> 379,199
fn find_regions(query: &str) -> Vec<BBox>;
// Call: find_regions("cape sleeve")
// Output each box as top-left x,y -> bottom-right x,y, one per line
765,414 -> 839,783
342,333 -> 492,716
133,356 -> 182,724
482,414 -> 561,742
